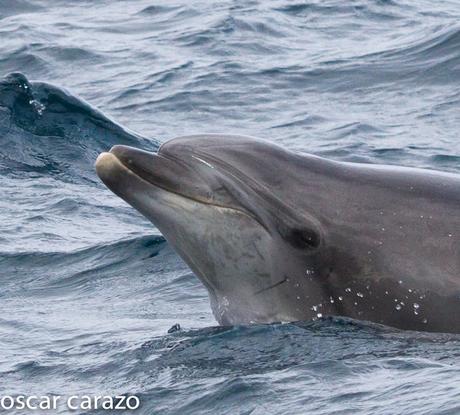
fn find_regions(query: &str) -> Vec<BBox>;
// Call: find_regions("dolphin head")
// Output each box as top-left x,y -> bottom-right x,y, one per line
96,135 -> 335,324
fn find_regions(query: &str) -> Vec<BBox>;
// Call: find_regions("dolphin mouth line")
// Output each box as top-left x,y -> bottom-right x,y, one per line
106,150 -> 269,230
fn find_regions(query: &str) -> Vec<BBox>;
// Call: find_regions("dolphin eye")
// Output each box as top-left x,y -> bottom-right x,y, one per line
287,228 -> 321,250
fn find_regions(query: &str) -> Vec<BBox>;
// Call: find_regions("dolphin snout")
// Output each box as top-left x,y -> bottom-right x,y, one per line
109,144 -> 134,158
95,145 -> 164,192
95,151 -> 122,184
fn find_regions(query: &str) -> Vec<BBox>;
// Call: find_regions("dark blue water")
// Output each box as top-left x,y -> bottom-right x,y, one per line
1,1 -> 460,414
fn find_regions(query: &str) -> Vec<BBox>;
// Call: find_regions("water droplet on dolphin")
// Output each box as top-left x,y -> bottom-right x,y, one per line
29,99 -> 45,115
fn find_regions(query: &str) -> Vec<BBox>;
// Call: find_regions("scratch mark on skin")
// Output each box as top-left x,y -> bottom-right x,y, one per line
254,276 -> 288,295
252,241 -> 265,260
192,155 -> 214,169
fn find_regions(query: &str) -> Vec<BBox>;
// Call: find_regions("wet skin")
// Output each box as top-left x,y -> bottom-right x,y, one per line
96,134 -> 460,333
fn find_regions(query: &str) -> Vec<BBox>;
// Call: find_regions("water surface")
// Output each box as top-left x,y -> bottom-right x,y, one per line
1,1 -> 460,413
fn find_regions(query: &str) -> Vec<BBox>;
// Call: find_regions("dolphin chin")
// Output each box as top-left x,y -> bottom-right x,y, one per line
96,134 -> 460,333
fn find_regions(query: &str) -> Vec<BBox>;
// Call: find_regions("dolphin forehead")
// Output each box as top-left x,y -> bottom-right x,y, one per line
159,134 -> 275,153
158,134 -> 340,191
158,134 -> 300,183
110,135 -> 297,206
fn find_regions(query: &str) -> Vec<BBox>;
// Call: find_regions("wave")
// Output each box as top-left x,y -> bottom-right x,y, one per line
0,0 -> 43,19
191,24 -> 460,94
133,317 -> 460,386
0,235 -> 166,295
0,72 -> 158,183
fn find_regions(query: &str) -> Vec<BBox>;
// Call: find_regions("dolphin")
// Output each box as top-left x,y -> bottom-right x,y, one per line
96,134 -> 460,333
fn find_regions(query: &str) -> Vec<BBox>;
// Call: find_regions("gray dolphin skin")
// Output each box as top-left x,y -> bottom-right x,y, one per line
96,134 -> 460,333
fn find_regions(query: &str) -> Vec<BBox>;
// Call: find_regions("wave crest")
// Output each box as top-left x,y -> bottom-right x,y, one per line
0,72 -> 158,183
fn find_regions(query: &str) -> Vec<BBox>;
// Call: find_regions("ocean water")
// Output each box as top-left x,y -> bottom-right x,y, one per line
1,0 -> 460,413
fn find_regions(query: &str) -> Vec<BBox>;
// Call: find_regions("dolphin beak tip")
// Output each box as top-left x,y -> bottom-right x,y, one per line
95,151 -> 118,181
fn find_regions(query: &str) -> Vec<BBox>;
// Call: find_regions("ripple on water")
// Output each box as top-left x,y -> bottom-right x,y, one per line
1,0 -> 460,413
